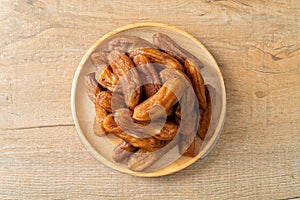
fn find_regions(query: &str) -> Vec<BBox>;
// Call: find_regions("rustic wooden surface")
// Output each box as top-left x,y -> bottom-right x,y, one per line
0,0 -> 299,199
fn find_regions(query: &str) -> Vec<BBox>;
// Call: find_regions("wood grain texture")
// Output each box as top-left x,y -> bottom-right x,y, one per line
0,0 -> 299,199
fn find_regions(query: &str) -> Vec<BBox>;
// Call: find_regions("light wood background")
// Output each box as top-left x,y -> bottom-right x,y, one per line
0,0 -> 299,199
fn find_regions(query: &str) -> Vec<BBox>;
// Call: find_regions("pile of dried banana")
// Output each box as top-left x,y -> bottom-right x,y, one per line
85,33 -> 212,171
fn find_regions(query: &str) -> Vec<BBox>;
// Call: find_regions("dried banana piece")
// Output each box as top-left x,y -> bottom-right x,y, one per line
112,141 -> 138,163
175,104 -> 181,119
95,64 -> 119,92
91,51 -> 109,66
133,54 -> 161,98
133,77 -> 188,121
178,86 -> 200,157
108,50 -> 142,110
102,114 -> 165,152
94,103 -> 109,137
180,137 -> 195,157
153,33 -> 204,68
127,134 -> 180,172
130,47 -> 183,71
184,58 -> 207,109
108,36 -> 154,54
114,108 -> 179,141
95,91 -> 125,113
85,72 -> 101,104
152,120 -> 179,141
197,85 -> 212,140
95,91 -> 113,112
159,68 -> 191,84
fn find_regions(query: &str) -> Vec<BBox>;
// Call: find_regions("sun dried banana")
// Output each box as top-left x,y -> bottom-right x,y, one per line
130,47 -> 183,71
91,51 -> 109,66
94,103 -> 109,136
108,36 -> 154,54
159,68 -> 191,84
95,64 -> 119,92
108,50 -> 142,110
95,91 -> 125,113
114,108 -> 178,141
180,136 -> 195,157
175,104 -> 181,119
152,120 -> 179,141
153,33 -> 204,68
132,54 -> 161,98
112,141 -> 138,163
102,114 -> 165,152
127,134 -> 180,172
177,86 -> 199,157
133,77 -> 188,121
184,58 -> 207,109
85,72 -> 101,104
197,85 -> 212,140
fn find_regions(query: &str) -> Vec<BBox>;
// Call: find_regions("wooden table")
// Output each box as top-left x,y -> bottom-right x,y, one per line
1,0 -> 299,199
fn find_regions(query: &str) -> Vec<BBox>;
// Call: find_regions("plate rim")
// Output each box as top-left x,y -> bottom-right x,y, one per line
71,22 -> 226,177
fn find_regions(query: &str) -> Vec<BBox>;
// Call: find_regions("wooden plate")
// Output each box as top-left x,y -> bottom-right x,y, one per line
71,22 -> 226,177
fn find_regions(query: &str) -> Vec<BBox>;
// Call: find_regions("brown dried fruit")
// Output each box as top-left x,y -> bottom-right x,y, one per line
108,36 -> 154,54
91,51 -> 109,66
108,50 -> 142,110
177,87 -> 199,157
197,85 -> 212,140
96,91 -> 112,112
114,108 -> 179,141
102,114 -> 165,152
93,118 -> 106,137
95,64 -> 119,92
112,141 -> 138,163
133,77 -> 188,121
95,91 -> 125,113
166,107 -> 174,117
153,33 -> 204,68
181,137 -> 195,157
179,88 -> 199,135
184,58 -> 207,109
127,134 -> 180,172
129,47 -> 183,71
133,54 -> 161,98
175,104 -> 181,119
159,68 -> 191,84
174,115 -> 181,125
153,120 -> 179,141
94,103 -> 109,136
85,72 -> 101,104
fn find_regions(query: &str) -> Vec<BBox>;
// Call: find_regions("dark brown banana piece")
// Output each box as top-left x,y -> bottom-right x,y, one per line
95,91 -> 125,113
112,141 -> 138,163
114,108 -> 179,141
159,68 -> 191,84
197,85 -> 212,140
85,72 -> 101,104
129,47 -> 183,71
95,64 -> 120,92
108,36 -> 154,54
180,137 -> 195,157
127,134 -> 180,172
152,32 -> 204,68
133,77 -> 187,121
178,87 -> 199,157
94,103 -> 109,137
102,114 -> 165,152
133,54 -> 161,98
91,51 -> 109,66
108,50 -> 142,110
184,58 -> 207,109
